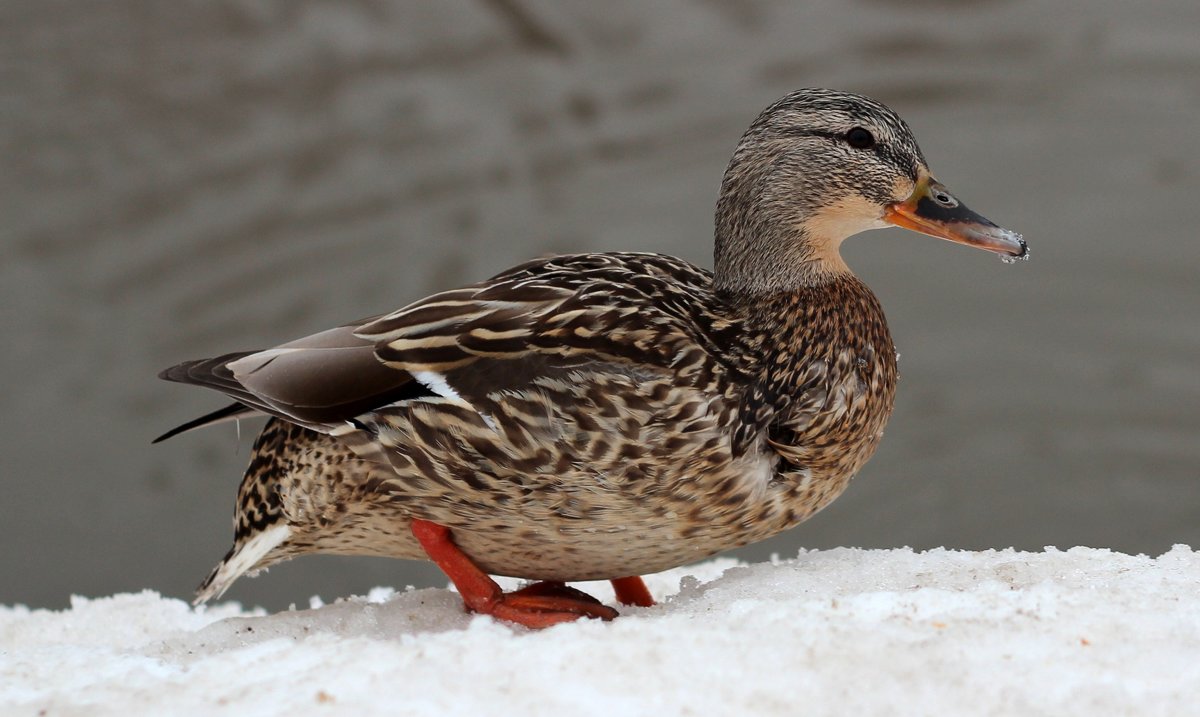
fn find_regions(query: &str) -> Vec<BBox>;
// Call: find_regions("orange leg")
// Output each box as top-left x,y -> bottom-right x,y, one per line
610,576 -> 655,607
410,518 -> 619,628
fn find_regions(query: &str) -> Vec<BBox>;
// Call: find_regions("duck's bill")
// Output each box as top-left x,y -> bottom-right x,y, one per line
884,178 -> 1027,260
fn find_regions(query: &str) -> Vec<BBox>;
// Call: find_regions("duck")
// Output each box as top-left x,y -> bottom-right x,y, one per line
157,88 -> 1027,628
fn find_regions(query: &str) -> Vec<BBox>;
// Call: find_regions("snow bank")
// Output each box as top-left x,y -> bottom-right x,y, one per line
3,547 -> 1198,716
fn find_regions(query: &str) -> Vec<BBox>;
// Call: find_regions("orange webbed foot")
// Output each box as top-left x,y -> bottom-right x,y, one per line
491,581 -> 618,627
411,519 -> 634,629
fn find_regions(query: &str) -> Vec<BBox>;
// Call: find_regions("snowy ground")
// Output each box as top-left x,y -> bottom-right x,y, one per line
3,547 -> 1197,717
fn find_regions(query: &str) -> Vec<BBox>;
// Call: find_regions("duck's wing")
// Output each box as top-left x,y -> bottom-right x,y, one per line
158,253 -> 743,440
355,253 -> 741,404
157,318 -> 434,438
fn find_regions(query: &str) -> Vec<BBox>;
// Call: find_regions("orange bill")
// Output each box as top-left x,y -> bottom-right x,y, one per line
884,178 -> 1028,260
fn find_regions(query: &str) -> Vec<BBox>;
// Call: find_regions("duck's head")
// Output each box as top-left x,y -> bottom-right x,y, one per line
714,88 -> 1026,293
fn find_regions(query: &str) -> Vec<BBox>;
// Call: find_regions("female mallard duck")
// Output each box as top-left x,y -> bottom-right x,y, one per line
158,88 -> 1026,628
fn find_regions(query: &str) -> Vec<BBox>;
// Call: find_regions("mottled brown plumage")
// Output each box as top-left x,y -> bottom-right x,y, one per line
159,89 -> 1026,615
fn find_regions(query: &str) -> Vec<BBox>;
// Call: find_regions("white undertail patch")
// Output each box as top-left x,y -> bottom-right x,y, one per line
194,524 -> 291,605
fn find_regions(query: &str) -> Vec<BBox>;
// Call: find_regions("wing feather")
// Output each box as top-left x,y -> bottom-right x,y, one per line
158,320 -> 431,433
357,253 -> 741,396
158,253 -> 747,442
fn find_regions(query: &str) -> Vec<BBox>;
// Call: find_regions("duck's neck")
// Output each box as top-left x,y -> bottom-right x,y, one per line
712,162 -> 853,295
714,224 -> 850,294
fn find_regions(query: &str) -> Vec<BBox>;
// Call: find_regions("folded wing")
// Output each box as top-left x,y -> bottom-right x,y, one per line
157,253 -> 741,441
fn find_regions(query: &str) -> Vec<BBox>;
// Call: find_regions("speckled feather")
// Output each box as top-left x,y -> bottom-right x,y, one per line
164,89 -> 958,603
188,254 -> 896,600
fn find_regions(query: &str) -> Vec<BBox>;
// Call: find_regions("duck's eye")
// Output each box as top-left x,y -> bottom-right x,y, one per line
845,127 -> 875,149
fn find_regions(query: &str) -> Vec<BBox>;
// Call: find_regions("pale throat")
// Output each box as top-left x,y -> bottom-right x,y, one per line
796,196 -> 890,280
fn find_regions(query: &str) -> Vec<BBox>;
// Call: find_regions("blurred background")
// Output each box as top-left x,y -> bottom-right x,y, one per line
4,0 -> 1198,611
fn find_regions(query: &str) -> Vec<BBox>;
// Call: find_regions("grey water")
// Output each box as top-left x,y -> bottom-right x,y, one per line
3,0 -> 1198,610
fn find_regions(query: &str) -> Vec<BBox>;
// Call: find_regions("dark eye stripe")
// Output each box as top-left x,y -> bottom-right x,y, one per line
773,128 -> 841,140
776,127 -> 876,148
773,127 -> 918,180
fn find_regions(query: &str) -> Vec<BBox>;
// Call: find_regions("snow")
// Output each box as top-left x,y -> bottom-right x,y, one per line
3,547 -> 1198,716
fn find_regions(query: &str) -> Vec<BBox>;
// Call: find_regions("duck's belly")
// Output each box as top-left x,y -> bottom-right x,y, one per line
292,435 -> 808,582
418,448 -> 787,581
281,375 -> 867,581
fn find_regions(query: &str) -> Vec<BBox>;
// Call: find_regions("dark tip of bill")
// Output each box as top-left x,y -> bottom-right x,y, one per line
1015,237 -> 1029,259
